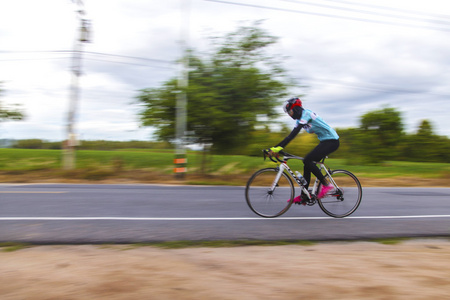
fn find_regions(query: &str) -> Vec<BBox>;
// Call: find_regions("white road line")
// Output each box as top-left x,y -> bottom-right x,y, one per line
0,191 -> 67,194
1,215 -> 450,221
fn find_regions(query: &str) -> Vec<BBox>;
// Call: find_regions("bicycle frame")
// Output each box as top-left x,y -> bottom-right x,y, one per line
270,155 -> 336,202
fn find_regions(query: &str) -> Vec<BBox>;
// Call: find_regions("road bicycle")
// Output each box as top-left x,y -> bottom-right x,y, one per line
245,150 -> 362,218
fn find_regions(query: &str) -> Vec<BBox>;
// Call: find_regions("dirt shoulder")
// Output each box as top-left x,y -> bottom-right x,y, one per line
1,239 -> 450,299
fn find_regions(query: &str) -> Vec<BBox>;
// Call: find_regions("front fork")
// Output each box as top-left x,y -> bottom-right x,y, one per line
270,163 -> 287,192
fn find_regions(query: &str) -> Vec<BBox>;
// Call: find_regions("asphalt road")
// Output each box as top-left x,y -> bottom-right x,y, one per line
1,184 -> 449,243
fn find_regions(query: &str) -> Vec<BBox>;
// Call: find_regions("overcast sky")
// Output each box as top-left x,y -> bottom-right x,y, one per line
1,0 -> 449,142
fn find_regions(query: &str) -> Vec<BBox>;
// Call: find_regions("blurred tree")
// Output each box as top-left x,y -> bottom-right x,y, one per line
417,119 -> 433,137
402,120 -> 450,162
357,107 -> 404,163
13,139 -> 44,149
0,85 -> 25,122
137,23 -> 293,154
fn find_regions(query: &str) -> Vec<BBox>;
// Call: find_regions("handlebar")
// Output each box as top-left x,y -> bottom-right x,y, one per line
263,149 -> 283,163
263,149 -> 304,163
263,149 -> 326,164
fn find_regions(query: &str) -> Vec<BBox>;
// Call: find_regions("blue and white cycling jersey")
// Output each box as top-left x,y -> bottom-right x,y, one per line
296,109 -> 339,141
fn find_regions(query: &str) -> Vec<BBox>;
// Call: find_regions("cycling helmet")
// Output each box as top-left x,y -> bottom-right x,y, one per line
283,97 -> 302,114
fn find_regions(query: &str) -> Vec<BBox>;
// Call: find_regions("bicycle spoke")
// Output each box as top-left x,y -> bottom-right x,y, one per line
245,168 -> 294,218
318,170 -> 362,218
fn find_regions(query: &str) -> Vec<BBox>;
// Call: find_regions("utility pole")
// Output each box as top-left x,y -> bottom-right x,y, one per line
63,0 -> 91,170
174,0 -> 190,179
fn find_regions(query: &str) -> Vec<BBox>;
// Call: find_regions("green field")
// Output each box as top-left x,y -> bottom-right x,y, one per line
0,148 -> 449,185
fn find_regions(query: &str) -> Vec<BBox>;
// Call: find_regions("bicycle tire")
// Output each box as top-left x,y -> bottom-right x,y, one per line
245,168 -> 295,218
317,169 -> 362,218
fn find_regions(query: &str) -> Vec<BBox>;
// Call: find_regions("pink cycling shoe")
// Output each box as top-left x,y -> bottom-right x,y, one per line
293,195 -> 302,203
317,184 -> 334,199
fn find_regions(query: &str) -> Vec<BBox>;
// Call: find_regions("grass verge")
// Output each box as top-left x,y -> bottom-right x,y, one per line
0,149 -> 449,186
123,240 -> 317,249
0,242 -> 32,252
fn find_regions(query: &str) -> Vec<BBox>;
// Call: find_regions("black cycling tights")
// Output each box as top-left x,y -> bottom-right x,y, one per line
303,139 -> 340,188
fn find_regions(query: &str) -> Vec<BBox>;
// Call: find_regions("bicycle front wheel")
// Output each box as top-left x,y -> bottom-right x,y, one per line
245,168 -> 295,218
318,169 -> 362,218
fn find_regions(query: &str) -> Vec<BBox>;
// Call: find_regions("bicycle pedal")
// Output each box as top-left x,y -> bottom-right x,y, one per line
293,199 -> 308,206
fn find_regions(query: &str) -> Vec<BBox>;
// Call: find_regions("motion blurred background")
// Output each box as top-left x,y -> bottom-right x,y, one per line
1,0 -> 449,177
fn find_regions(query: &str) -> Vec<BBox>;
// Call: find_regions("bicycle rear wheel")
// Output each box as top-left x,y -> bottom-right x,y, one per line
245,168 -> 295,218
318,169 -> 362,218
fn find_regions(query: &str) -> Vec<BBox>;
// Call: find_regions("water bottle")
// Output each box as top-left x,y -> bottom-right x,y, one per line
295,171 -> 307,186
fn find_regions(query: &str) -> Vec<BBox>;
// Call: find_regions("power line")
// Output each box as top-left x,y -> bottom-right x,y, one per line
0,50 -> 71,54
323,0 -> 450,21
204,0 -> 450,32
84,51 -> 174,65
82,51 -> 175,69
281,0 -> 450,26
299,77 -> 449,97
83,57 -> 175,69
0,50 -> 70,62
0,50 -> 176,68
0,57 -> 69,62
0,50 -> 174,64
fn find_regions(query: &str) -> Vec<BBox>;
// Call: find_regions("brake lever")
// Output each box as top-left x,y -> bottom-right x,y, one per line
277,150 -> 286,162
275,153 -> 284,163
263,149 -> 280,163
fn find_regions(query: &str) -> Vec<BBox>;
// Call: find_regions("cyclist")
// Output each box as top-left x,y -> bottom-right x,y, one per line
268,97 -> 340,202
